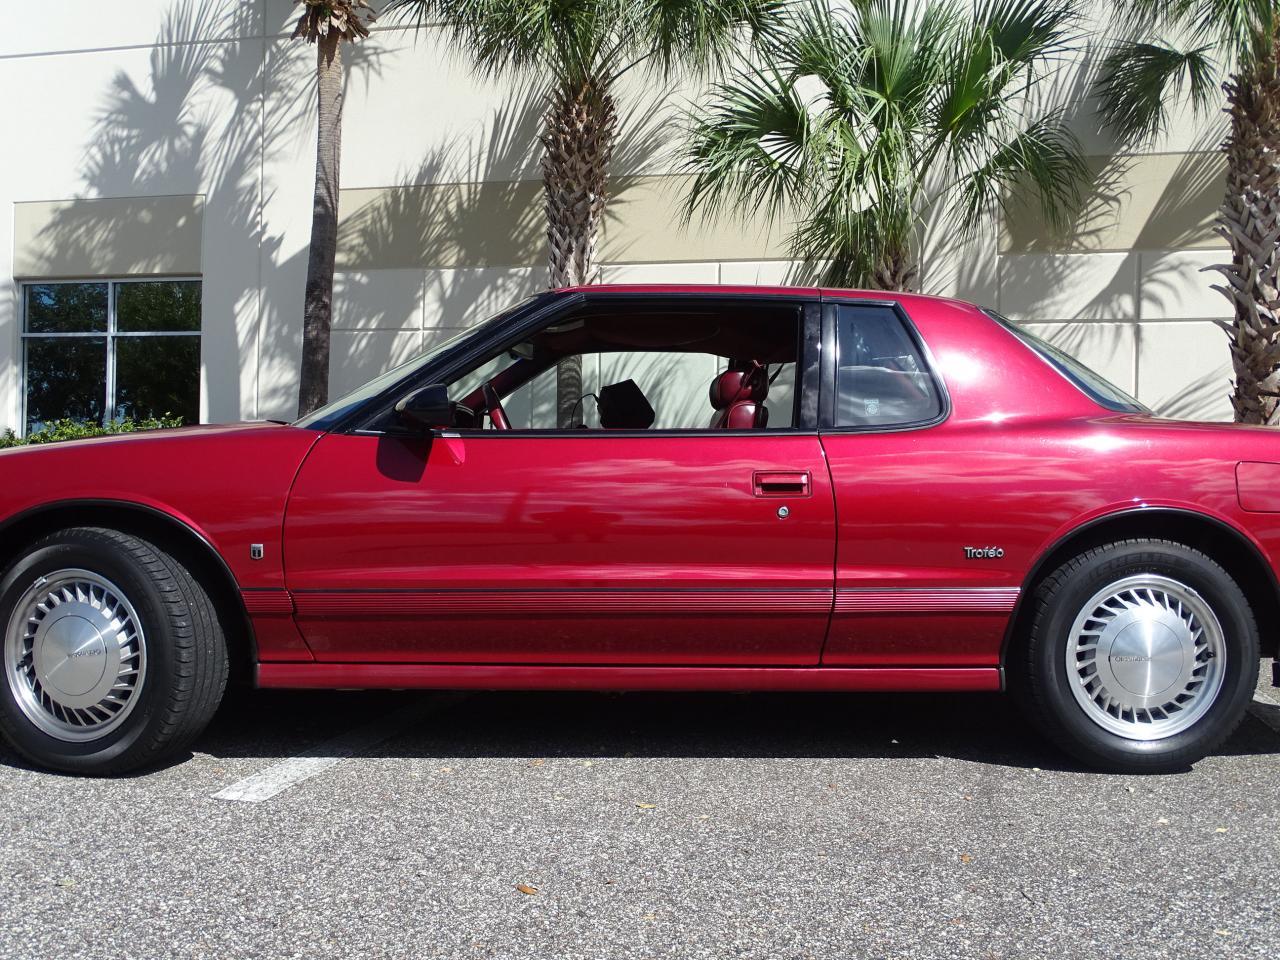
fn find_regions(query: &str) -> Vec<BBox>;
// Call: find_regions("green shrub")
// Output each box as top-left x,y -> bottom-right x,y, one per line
0,416 -> 184,450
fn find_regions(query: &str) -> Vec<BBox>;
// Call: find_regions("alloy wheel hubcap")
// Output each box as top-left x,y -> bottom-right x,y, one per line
1066,574 -> 1224,741
4,569 -> 147,742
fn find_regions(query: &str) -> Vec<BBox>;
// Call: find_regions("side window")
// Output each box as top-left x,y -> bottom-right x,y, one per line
495,353 -> 798,430
442,301 -> 803,431
503,353 -> 722,430
835,304 -> 942,428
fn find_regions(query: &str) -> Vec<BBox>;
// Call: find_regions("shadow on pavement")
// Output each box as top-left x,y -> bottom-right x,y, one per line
4,687 -> 1278,777
188,686 -> 1280,773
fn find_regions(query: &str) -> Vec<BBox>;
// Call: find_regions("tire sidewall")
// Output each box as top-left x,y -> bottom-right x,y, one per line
0,533 -> 182,772
1030,542 -> 1258,770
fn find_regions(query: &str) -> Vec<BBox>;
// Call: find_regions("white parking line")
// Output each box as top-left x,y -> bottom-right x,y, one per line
211,700 -> 439,803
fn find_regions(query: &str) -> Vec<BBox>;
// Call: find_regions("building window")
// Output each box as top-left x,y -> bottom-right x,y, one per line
22,279 -> 201,433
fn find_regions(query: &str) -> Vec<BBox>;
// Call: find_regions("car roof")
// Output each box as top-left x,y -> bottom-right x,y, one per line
553,284 -> 981,312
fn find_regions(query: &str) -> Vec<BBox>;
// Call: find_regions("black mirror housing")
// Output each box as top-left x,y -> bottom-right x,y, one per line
395,383 -> 457,432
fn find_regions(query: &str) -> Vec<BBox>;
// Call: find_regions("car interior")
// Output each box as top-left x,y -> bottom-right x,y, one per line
444,300 -> 803,431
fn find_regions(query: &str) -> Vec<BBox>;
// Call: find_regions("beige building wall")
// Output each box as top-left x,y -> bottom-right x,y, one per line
994,151 -> 1232,419
0,0 -> 1239,431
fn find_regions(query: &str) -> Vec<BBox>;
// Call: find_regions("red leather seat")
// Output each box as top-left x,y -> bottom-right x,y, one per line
709,366 -> 769,429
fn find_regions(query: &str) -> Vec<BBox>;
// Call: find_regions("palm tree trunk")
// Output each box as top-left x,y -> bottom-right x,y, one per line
298,35 -> 345,418
1212,36 -> 1280,425
542,78 -> 617,427
872,247 -> 919,293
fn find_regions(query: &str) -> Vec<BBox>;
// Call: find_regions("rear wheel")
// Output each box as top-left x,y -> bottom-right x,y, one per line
0,527 -> 227,775
1015,539 -> 1259,773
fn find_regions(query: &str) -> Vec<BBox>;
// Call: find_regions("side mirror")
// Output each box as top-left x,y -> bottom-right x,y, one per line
394,383 -> 456,432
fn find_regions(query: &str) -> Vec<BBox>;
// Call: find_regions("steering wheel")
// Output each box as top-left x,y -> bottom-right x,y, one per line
482,381 -> 510,431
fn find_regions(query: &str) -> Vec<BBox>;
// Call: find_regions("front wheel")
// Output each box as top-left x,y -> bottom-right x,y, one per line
1014,539 -> 1259,773
0,527 -> 228,775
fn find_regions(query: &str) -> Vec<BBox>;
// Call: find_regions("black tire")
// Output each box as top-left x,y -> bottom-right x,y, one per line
1013,539 -> 1259,773
0,527 -> 228,775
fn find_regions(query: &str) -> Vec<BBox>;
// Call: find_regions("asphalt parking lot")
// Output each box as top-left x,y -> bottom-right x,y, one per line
2,669 -> 1279,960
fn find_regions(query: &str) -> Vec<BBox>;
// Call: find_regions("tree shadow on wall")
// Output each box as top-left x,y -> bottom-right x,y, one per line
333,96 -> 547,336
930,37 -> 1221,317
330,88 -> 700,407
23,0 -> 392,421
14,1 -> 648,422
1135,139 -> 1231,315
1150,369 -> 1233,422
926,34 -> 1132,309
335,88 -> 678,324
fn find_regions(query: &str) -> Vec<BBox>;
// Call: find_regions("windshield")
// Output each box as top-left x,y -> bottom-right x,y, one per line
984,309 -> 1149,414
294,297 -> 541,430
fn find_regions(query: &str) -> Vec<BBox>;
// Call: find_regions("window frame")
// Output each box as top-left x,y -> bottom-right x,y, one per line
345,291 -> 824,438
818,296 -> 951,433
20,277 -> 203,434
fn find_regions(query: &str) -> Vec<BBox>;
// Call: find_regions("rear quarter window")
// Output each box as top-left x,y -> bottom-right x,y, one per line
834,304 -> 944,428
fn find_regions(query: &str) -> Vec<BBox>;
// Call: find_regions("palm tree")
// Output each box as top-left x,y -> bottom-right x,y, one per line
1093,0 -> 1279,424
387,0 -> 778,426
685,0 -> 1089,292
294,0 -> 377,417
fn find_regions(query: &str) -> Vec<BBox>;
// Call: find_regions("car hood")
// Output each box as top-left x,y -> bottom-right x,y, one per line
0,421 -> 294,460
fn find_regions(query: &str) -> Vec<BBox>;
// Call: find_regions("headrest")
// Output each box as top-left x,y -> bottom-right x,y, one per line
709,367 -> 768,410
598,379 -> 656,429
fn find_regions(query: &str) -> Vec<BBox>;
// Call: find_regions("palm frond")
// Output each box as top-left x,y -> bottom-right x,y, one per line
1089,0 -> 1279,149
292,0 -> 376,43
639,0 -> 788,77
770,0 -> 862,111
1094,40 -> 1219,143
788,185 -> 915,288
387,0 -> 789,88
932,0 -> 1077,145
1190,0 -> 1278,68
683,65 -> 819,225
685,0 -> 1089,291
852,0 -> 947,116
384,0 -> 618,84
972,0 -> 1078,67
955,111 -> 1088,237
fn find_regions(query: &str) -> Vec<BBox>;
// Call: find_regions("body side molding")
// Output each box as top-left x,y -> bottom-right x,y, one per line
259,663 -> 1002,692
289,588 -> 833,618
835,587 -> 1019,614
241,588 -> 295,616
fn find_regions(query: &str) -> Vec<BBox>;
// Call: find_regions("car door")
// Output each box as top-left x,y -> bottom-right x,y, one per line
282,298 -> 835,666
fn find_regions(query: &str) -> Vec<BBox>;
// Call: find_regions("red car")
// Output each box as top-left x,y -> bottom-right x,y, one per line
1,285 -> 1276,775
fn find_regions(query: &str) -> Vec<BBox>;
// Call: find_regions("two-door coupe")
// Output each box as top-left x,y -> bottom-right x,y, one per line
1,285 -> 1277,775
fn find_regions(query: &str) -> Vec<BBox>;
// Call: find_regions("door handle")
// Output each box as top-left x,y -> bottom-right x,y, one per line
753,470 -> 811,498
